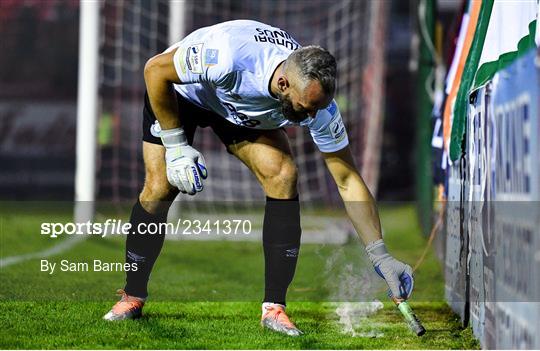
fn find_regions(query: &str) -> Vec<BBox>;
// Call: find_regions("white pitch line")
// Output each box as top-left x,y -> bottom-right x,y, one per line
0,212 -> 113,269
0,235 -> 87,269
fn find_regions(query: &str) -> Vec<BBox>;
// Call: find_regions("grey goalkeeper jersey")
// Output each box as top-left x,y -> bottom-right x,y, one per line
165,20 -> 348,153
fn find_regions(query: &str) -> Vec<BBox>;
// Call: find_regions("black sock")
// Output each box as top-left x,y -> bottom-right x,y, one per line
124,200 -> 168,298
263,195 -> 301,305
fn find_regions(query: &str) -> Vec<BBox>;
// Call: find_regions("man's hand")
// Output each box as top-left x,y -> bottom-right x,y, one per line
366,239 -> 414,300
153,124 -> 208,195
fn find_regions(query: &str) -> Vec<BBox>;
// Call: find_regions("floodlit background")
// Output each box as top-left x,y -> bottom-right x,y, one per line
0,0 -> 459,206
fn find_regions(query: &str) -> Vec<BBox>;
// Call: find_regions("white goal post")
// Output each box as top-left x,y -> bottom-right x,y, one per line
75,0 -> 185,223
74,0 -> 100,223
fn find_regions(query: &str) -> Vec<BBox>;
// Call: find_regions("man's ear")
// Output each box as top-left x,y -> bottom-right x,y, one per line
277,76 -> 289,93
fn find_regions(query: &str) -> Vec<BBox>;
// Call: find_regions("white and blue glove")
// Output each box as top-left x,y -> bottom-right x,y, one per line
151,122 -> 207,195
366,239 -> 414,300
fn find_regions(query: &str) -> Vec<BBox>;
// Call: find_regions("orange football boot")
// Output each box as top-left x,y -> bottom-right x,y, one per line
261,303 -> 303,336
103,289 -> 145,321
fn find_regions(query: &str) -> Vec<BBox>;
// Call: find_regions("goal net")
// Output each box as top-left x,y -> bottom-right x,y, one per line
96,0 -> 388,206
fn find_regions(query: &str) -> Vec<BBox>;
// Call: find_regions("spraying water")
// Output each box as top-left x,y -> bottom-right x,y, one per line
335,301 -> 384,337
323,247 -> 385,337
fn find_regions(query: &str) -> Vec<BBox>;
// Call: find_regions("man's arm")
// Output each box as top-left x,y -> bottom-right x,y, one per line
144,49 -> 182,130
323,146 -> 414,299
322,146 -> 381,245
143,48 -> 207,195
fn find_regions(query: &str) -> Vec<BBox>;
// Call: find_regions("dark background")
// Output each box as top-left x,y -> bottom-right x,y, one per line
0,0 -> 459,201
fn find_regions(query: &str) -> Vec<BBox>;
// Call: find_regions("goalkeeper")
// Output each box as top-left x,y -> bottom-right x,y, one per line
104,20 -> 414,336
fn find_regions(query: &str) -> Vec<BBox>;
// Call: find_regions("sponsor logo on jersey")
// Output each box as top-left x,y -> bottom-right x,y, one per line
253,27 -> 300,50
329,117 -> 346,143
204,48 -> 219,65
223,102 -> 261,127
186,43 -> 204,74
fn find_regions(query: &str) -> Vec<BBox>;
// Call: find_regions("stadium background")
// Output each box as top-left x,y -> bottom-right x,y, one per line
1,0 -> 539,349
0,0 -> 419,202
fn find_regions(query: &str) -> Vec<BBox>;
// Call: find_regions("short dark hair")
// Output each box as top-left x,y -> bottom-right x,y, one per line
286,45 -> 337,96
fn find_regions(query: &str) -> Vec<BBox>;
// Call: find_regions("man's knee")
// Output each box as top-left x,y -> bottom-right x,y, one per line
278,161 -> 298,187
139,177 -> 178,213
260,160 -> 298,198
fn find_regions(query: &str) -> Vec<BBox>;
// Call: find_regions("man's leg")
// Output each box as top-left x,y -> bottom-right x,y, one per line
104,141 -> 179,320
125,141 -> 179,296
227,129 -> 302,335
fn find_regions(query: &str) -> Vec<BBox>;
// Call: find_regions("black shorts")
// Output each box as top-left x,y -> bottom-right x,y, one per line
142,92 -> 267,148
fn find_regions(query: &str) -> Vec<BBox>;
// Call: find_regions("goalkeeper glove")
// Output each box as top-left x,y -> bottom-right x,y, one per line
153,124 -> 207,195
366,239 -> 414,299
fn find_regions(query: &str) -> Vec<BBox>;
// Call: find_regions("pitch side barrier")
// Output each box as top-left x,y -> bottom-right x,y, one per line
444,48 -> 540,349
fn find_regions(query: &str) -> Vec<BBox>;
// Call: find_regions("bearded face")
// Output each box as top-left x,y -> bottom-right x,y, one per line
277,93 -> 309,123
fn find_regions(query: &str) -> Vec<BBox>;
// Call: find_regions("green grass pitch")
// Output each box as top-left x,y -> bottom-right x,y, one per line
0,204 -> 479,349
